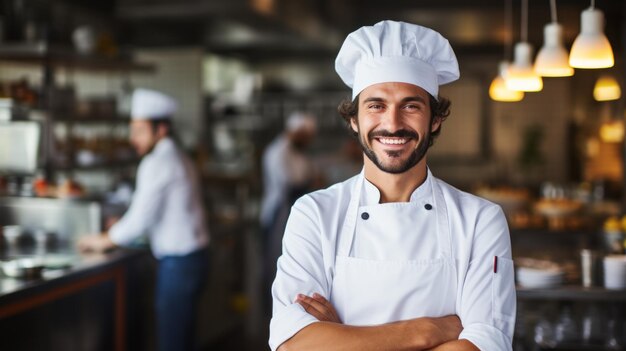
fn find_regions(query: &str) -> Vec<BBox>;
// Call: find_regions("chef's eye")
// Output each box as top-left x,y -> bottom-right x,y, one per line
367,104 -> 384,110
403,103 -> 423,111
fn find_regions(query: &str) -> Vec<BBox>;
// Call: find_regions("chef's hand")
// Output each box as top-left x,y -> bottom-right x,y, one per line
77,233 -> 116,253
295,293 -> 342,324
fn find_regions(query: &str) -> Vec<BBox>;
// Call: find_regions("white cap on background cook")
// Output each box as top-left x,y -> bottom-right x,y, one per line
286,111 -> 316,133
335,20 -> 460,100
131,88 -> 177,120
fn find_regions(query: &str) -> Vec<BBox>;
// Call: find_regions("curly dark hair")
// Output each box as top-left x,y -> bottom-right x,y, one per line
337,94 -> 451,147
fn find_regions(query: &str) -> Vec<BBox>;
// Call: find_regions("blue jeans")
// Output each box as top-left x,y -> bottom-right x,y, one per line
155,248 -> 209,351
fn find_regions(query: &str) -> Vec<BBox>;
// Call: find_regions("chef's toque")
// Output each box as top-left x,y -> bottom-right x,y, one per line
335,20 -> 460,100
131,88 -> 178,120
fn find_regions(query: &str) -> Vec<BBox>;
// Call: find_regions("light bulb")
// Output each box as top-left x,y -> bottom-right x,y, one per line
599,120 -> 624,143
569,8 -> 614,69
535,23 -> 574,77
490,62 -> 524,101
507,42 -> 543,92
593,75 -> 621,101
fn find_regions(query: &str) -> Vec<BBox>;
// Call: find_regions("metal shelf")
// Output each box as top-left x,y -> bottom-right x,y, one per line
517,285 -> 626,301
53,159 -> 139,171
52,116 -> 131,124
0,43 -> 155,72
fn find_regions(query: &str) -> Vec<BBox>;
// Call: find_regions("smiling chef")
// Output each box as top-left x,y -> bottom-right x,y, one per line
269,20 -> 516,351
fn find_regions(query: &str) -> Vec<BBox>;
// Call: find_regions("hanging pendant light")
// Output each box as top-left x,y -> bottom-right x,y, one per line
506,0 -> 543,92
489,0 -> 524,102
534,0 -> 573,77
490,61 -> 525,101
507,42 -> 544,92
569,0 -> 614,69
593,75 -> 621,101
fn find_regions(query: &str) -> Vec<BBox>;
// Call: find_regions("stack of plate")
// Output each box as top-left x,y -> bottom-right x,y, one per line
517,266 -> 565,288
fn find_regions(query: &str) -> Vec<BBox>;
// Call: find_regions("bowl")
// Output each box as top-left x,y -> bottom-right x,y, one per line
1,257 -> 45,279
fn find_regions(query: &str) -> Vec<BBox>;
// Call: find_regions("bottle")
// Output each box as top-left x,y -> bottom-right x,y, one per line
582,303 -> 604,345
603,216 -> 624,254
554,303 -> 578,344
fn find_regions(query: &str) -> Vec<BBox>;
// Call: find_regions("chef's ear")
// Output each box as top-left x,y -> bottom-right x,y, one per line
155,121 -> 170,138
430,116 -> 442,133
350,117 -> 358,134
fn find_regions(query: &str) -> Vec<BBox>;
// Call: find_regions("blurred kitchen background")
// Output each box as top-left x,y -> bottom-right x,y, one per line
1,0 -> 626,350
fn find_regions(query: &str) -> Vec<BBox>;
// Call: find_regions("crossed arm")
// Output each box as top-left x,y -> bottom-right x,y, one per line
277,293 -> 479,351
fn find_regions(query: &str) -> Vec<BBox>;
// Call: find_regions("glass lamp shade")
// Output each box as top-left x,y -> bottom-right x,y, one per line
489,62 -> 524,101
535,23 -> 574,77
569,8 -> 614,69
593,75 -> 621,101
506,42 -> 543,92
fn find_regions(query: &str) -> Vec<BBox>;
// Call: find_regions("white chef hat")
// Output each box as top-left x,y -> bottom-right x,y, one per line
335,20 -> 460,100
131,88 -> 177,120
286,111 -> 316,133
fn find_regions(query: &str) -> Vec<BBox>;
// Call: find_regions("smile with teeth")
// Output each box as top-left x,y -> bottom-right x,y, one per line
377,137 -> 409,145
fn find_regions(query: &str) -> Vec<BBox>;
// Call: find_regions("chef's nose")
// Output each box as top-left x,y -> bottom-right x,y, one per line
382,105 -> 403,132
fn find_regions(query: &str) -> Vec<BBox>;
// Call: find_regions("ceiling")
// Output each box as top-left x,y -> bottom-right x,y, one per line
108,0 -> 626,64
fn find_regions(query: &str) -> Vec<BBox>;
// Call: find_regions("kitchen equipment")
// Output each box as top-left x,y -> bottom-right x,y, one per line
2,225 -> 23,248
0,121 -> 41,174
603,255 -> 626,289
42,254 -> 74,269
554,304 -> 578,343
72,26 -> 96,55
517,258 -> 565,288
582,304 -> 604,344
606,305 -> 623,348
33,229 -> 58,251
580,249 -> 601,287
602,217 -> 624,254
1,256 -> 45,279
517,267 -> 565,288
534,318 -> 556,348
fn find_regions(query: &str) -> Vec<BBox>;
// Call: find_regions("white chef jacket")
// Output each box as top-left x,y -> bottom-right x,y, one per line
260,135 -> 315,228
109,137 -> 209,258
269,169 -> 516,350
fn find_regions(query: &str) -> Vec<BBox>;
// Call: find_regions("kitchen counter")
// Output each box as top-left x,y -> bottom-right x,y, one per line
0,247 -> 155,351
0,248 -> 148,302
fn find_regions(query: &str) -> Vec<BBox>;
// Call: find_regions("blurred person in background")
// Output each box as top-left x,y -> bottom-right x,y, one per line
78,88 -> 210,351
260,111 -> 319,314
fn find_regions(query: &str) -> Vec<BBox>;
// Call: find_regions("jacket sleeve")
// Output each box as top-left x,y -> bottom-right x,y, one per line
457,204 -> 516,351
269,196 -> 327,351
108,159 -> 172,246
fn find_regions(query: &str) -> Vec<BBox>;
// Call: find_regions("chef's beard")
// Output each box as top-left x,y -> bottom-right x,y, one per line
358,128 -> 431,174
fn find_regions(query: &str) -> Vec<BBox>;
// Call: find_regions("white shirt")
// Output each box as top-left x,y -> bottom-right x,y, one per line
269,170 -> 516,350
109,137 -> 209,258
260,135 -> 315,227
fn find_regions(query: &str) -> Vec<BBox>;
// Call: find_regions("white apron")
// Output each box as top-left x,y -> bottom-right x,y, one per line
330,172 -> 457,325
